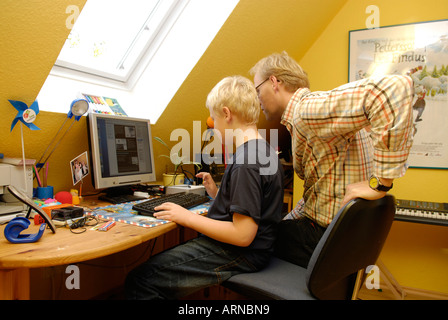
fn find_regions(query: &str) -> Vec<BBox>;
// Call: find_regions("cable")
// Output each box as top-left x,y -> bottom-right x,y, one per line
68,215 -> 100,234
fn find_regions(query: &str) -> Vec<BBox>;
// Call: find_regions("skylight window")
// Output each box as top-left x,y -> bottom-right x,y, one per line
55,0 -> 183,83
39,0 -> 239,122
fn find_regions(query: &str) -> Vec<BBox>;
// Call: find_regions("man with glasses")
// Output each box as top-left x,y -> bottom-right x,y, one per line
250,52 -> 415,267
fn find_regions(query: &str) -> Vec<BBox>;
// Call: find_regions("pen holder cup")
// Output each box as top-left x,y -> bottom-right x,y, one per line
37,186 -> 54,200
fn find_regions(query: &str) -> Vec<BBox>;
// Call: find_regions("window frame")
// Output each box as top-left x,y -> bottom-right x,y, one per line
53,0 -> 188,89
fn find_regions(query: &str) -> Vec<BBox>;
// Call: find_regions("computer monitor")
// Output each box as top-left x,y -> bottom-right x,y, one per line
87,113 -> 156,190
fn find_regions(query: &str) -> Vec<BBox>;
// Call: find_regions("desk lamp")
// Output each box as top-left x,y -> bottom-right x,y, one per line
36,99 -> 89,171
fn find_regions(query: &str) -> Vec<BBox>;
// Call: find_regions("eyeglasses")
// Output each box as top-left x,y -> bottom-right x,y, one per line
255,78 -> 269,91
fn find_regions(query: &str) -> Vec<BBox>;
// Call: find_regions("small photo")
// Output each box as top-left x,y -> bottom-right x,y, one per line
70,151 -> 89,185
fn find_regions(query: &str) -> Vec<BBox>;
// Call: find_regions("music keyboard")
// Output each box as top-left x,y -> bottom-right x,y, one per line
395,199 -> 448,226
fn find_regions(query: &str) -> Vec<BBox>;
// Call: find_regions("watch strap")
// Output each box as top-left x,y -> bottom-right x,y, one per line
376,183 -> 393,192
369,175 -> 393,192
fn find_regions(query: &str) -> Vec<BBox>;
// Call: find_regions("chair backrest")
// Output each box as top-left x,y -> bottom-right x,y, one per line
306,195 -> 396,300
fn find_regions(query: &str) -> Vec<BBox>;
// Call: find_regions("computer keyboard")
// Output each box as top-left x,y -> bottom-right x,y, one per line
132,192 -> 210,217
99,194 -> 146,204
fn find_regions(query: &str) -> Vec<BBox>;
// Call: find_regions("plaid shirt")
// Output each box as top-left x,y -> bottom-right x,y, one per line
281,75 -> 414,227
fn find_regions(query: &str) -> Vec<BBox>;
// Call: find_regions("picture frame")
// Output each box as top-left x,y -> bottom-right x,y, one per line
349,19 -> 448,169
7,185 -> 56,233
70,151 -> 89,185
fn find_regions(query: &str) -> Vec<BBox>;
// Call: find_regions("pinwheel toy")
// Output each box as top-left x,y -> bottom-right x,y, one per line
9,100 -> 40,132
8,99 -> 41,192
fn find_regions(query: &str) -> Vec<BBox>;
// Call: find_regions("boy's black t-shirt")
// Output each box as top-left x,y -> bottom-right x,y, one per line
206,138 -> 284,268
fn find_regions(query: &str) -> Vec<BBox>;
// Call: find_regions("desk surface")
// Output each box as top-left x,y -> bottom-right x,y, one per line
0,198 -> 179,269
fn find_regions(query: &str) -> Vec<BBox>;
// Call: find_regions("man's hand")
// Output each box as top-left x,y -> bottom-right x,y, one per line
341,178 -> 393,207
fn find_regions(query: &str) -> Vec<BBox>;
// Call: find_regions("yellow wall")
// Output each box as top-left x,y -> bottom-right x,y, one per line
152,0 -> 347,184
1,0 -> 88,193
0,0 -> 347,193
298,0 -> 448,294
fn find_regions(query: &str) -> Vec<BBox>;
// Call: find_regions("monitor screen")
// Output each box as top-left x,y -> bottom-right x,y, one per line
87,113 -> 156,190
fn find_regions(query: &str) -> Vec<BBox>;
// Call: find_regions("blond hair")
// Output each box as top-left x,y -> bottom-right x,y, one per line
206,75 -> 260,125
250,51 -> 310,91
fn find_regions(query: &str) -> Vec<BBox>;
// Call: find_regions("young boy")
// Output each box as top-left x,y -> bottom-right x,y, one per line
125,75 -> 284,299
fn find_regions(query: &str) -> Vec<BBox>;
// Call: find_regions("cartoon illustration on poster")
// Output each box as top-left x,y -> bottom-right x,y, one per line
349,20 -> 448,169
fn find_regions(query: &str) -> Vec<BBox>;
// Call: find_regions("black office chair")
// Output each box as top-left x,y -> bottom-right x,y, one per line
224,195 -> 396,300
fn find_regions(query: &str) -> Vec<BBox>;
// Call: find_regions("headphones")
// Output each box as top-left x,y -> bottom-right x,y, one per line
4,217 -> 46,244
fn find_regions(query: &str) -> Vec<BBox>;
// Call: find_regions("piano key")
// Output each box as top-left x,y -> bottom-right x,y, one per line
395,199 -> 448,226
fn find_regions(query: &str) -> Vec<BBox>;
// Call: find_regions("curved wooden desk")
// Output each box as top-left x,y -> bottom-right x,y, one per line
0,202 -> 179,299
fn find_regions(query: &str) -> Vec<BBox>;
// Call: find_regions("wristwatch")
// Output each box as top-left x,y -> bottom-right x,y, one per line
369,174 -> 393,192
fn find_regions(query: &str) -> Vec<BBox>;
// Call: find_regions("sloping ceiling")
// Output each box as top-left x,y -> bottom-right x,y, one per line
154,0 -> 348,162
0,0 -> 87,109
156,0 -> 348,126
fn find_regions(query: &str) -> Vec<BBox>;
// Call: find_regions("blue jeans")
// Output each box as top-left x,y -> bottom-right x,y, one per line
125,236 -> 261,300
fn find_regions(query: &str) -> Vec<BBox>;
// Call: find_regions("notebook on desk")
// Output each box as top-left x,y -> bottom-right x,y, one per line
86,200 -> 210,228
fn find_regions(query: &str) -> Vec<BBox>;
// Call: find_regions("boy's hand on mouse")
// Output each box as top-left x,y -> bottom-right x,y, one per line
195,172 -> 218,198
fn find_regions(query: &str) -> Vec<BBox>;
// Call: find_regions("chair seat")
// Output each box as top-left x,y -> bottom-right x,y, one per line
224,257 -> 316,300
224,196 -> 396,300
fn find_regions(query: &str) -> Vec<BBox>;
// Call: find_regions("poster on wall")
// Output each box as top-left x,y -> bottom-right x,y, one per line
349,19 -> 448,169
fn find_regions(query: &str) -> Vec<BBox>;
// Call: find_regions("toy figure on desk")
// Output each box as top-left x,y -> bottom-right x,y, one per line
125,76 -> 284,300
